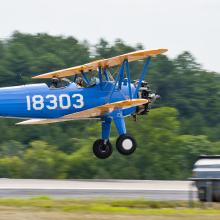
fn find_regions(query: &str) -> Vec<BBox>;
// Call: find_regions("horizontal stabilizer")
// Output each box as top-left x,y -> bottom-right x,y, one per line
17,99 -> 148,125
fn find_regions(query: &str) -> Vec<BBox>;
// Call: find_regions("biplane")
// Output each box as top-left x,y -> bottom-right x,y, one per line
0,49 -> 167,159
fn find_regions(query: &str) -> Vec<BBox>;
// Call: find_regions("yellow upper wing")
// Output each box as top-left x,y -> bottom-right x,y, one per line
33,48 -> 168,79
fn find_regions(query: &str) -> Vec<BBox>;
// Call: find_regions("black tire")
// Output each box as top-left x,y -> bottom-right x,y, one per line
93,139 -> 113,159
198,187 -> 207,202
116,134 -> 137,155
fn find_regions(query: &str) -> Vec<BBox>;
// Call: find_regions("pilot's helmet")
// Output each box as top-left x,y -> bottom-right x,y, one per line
91,77 -> 100,85
76,77 -> 83,85
52,77 -> 59,84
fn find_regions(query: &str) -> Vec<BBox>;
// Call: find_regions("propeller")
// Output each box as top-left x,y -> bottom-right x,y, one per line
132,80 -> 160,121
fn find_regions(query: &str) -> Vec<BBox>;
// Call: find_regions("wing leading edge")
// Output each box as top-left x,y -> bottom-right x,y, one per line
17,99 -> 148,125
32,49 -> 168,79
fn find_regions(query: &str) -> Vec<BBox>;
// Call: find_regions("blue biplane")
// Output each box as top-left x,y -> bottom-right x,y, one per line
0,49 -> 167,159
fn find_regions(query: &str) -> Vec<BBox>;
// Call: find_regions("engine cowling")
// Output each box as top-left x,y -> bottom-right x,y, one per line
135,81 -> 158,115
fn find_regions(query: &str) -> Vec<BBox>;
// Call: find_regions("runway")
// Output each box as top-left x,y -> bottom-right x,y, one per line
0,179 -> 197,200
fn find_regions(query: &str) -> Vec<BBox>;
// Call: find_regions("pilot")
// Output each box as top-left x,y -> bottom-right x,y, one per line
76,77 -> 84,87
51,77 -> 60,88
90,76 -> 100,85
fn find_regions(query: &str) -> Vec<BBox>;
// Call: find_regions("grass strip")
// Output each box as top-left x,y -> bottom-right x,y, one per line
0,197 -> 220,215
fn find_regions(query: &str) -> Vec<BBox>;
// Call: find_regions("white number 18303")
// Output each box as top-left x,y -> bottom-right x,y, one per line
26,94 -> 84,111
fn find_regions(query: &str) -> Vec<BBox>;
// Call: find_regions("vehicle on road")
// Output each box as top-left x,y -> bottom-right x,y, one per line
192,155 -> 220,202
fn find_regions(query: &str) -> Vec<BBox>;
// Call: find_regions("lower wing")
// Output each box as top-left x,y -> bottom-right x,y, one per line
17,99 -> 147,125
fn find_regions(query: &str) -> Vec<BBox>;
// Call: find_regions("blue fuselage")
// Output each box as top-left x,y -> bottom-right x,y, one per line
0,81 -> 136,119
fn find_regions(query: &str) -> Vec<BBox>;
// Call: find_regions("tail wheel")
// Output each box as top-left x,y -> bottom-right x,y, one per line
116,134 -> 137,155
93,139 -> 113,159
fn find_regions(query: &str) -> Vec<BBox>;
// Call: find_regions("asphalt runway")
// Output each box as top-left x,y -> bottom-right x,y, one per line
0,179 -> 197,200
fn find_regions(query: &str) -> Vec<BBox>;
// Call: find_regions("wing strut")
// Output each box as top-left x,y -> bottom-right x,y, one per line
108,60 -> 125,101
98,66 -> 103,89
103,68 -> 109,81
124,59 -> 132,100
109,56 -> 150,102
133,57 -> 151,98
81,71 -> 90,85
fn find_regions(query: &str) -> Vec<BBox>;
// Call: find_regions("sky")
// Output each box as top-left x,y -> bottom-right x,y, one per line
0,0 -> 220,72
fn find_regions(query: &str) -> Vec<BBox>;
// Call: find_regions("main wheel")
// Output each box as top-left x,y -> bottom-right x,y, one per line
198,187 -> 207,202
93,139 -> 113,159
116,134 -> 137,155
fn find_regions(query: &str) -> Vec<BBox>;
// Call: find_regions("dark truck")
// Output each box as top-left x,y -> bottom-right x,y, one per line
191,155 -> 220,202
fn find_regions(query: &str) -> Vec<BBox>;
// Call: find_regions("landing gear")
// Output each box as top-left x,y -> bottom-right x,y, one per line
93,139 -> 113,159
93,113 -> 137,159
116,134 -> 137,155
